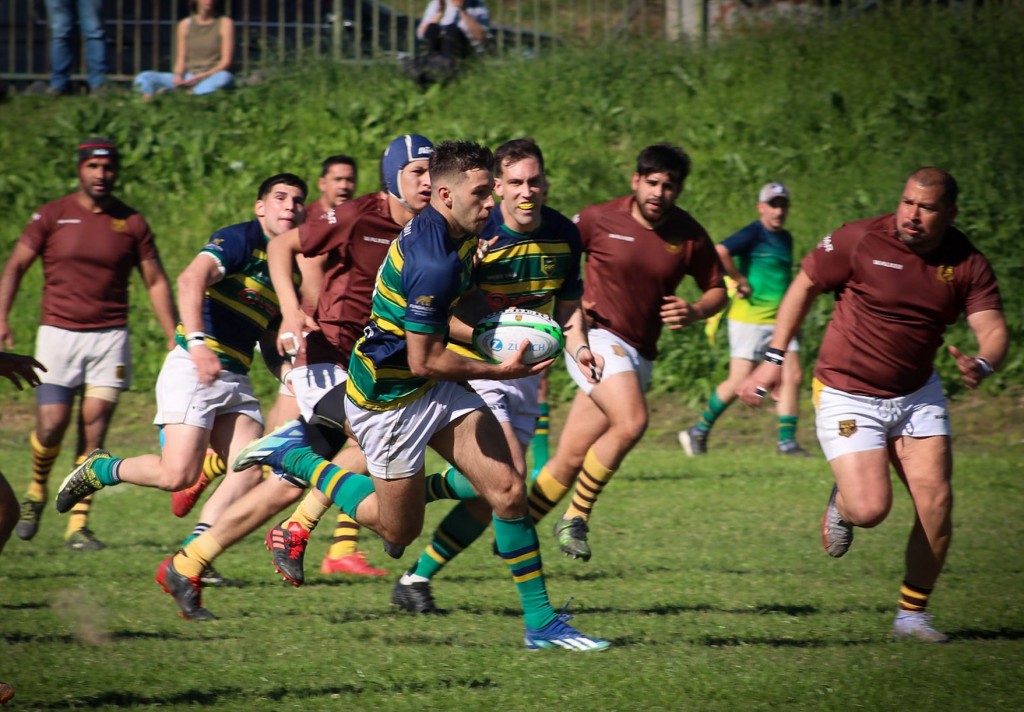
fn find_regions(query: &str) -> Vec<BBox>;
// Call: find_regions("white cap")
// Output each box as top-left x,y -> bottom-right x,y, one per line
758,182 -> 789,203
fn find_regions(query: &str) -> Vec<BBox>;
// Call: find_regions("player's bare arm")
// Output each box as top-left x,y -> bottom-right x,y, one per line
176,253 -> 225,387
715,244 -> 751,298
139,257 -> 179,350
555,298 -> 603,383
267,227 -> 319,357
0,243 -> 39,349
948,308 -> 1009,389
739,270 -> 821,407
660,286 -> 727,331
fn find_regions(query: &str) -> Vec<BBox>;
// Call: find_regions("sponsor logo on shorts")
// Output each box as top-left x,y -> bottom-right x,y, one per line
414,295 -> 434,307
611,345 -> 627,358
937,265 -> 954,283
116,365 -> 126,381
609,233 -> 635,242
838,419 -> 857,438
111,218 -> 128,233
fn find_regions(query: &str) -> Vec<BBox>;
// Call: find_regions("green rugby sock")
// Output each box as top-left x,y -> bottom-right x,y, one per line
493,514 -> 556,630
410,502 -> 490,580
424,466 -> 478,501
697,392 -> 730,433
309,465 -> 375,520
778,415 -> 799,444
91,456 -> 122,486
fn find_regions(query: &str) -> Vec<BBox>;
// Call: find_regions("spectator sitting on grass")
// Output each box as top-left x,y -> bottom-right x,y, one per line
133,0 -> 234,101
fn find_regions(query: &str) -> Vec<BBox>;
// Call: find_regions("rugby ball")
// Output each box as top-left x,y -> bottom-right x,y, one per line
472,308 -> 564,365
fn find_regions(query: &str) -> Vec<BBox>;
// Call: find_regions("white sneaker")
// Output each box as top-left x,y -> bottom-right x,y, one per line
821,485 -> 853,557
892,610 -> 949,643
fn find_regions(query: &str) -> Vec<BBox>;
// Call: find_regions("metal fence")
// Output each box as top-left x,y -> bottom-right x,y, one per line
0,0 -> 984,85
1,0 -> 694,84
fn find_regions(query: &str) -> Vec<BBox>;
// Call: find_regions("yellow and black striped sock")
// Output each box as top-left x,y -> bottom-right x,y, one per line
326,513 -> 360,559
563,449 -> 616,522
28,430 -> 61,502
203,448 -> 226,481
527,466 -> 571,523
65,454 -> 91,535
174,533 -> 225,579
898,580 -> 933,612
286,490 -> 330,532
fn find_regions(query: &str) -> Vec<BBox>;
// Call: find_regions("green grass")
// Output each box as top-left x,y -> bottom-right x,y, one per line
2,392 -> 1023,710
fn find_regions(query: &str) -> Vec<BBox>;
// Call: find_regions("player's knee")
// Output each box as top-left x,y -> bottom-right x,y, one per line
843,495 -> 891,528
156,465 -> 201,492
482,470 -> 526,518
613,412 -> 648,447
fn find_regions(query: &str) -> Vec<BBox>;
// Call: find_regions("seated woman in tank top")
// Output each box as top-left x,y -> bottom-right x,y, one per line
133,0 -> 235,100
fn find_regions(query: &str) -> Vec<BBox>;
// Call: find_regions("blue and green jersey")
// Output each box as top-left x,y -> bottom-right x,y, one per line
721,220 -> 794,325
346,205 -> 477,410
173,219 -> 298,374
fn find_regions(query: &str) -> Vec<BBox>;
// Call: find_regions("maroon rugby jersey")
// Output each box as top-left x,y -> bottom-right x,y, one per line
296,192 -> 400,366
574,195 -> 725,360
804,214 -> 1002,397
19,193 -> 160,330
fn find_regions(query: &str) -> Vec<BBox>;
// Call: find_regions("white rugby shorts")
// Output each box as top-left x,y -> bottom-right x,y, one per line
345,380 -> 484,480
813,373 -> 950,461
290,363 -> 348,420
727,320 -> 799,361
469,371 -> 541,448
153,347 -> 262,429
566,328 -> 653,395
35,325 -> 131,390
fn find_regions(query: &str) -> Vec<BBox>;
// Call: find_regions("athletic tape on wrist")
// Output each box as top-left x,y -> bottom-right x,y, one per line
764,347 -> 785,366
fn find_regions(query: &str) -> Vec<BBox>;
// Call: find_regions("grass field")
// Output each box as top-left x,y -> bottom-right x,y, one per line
2,391 -> 1022,710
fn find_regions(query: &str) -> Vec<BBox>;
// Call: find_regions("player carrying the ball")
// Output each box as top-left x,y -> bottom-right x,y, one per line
390,137 -> 602,614
527,143 -> 728,561
234,141 -> 609,651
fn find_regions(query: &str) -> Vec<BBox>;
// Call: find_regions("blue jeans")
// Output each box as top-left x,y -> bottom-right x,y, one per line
46,0 -> 106,90
133,70 -> 235,97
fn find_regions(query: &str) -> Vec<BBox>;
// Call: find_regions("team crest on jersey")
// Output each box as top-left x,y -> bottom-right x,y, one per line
111,218 -> 128,233
664,241 -> 681,254
838,419 -> 857,438
937,265 -> 955,283
541,257 -> 556,276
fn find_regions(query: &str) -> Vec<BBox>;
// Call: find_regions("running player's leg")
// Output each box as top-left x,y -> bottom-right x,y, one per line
889,435 -> 953,641
527,390 -> 606,523
63,391 -> 118,548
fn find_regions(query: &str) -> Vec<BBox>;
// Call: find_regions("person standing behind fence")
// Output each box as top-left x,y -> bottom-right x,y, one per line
42,0 -> 107,95
133,0 -> 234,101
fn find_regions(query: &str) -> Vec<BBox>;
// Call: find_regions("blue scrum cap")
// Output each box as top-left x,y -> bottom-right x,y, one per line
382,134 -> 434,205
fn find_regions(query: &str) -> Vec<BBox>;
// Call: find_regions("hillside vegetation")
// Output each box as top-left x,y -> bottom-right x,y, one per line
0,5 -> 1019,403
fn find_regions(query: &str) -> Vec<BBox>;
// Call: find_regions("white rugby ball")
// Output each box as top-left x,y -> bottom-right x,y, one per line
472,308 -> 564,365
